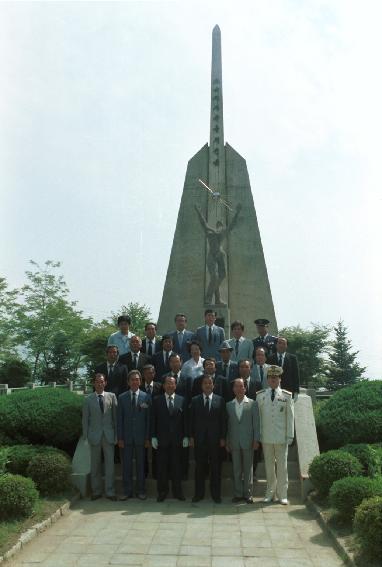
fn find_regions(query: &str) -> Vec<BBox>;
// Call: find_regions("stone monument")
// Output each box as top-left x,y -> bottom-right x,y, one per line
157,25 -> 277,336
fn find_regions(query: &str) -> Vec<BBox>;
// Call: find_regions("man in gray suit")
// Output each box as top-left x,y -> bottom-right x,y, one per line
226,378 -> 260,504
194,309 -> 225,361
117,370 -> 151,500
82,373 -> 117,501
251,347 -> 269,388
228,320 -> 254,363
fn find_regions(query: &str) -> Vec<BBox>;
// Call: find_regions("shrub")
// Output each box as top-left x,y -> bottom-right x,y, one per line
354,496 -> 382,560
309,450 -> 363,497
316,381 -> 382,449
0,388 -> 82,451
341,443 -> 381,477
0,474 -> 39,520
0,358 -> 31,388
3,444 -> 68,476
26,452 -> 71,495
329,476 -> 382,520
0,447 -> 9,475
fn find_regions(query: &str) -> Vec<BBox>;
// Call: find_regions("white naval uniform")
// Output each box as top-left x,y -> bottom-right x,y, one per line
255,386 -> 294,500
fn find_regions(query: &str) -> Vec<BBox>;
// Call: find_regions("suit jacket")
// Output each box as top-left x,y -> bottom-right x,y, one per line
227,337 -> 254,363
141,337 -> 162,356
161,372 -> 191,399
267,352 -> 300,394
192,374 -> 231,402
168,329 -> 194,362
151,350 -> 174,381
119,351 -> 151,373
216,360 -> 239,382
140,381 -> 163,399
151,394 -> 187,447
255,387 -> 294,444
193,325 -> 225,360
94,361 -> 128,397
82,391 -> 117,445
117,390 -> 150,445
229,376 -> 262,401
251,363 -> 270,389
253,334 -> 278,359
226,397 -> 259,450
190,393 -> 227,445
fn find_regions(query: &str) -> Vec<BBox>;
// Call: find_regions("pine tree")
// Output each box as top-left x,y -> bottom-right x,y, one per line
327,320 -> 366,389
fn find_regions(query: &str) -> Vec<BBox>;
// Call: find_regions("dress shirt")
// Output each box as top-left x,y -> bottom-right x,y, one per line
145,381 -> 153,394
203,393 -> 213,410
165,393 -> 175,409
107,330 -> 133,355
180,357 -> 204,381
277,352 -> 285,367
163,350 -> 173,364
234,395 -> 248,420
177,330 -> 185,347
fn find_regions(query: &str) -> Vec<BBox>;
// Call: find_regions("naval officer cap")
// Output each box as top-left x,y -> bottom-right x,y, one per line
254,318 -> 270,326
267,365 -> 283,377
218,340 -> 233,352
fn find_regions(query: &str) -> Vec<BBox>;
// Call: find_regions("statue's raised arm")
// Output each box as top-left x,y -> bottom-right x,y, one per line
195,204 -> 211,232
228,203 -> 242,232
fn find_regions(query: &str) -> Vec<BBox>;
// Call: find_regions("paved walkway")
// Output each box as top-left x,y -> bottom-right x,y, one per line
7,497 -> 345,567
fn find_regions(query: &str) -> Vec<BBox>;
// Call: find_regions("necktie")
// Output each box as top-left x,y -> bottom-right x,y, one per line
132,392 -> 136,408
133,354 -> 138,368
271,389 -> 275,402
108,364 -> 113,379
260,365 -> 264,383
148,340 -> 153,356
168,396 -> 174,415
208,327 -> 212,345
165,351 -> 169,366
146,384 -> 151,394
204,396 -> 210,413
178,332 -> 183,348
278,355 -> 283,367
235,340 -> 239,356
223,363 -> 227,377
174,374 -> 178,384
98,394 -> 104,413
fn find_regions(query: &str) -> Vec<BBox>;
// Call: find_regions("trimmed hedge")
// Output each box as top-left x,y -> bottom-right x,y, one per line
329,476 -> 382,520
2,444 -> 68,476
316,381 -> 382,449
308,450 -> 363,497
0,388 -> 82,449
341,443 -> 381,477
354,496 -> 382,560
26,452 -> 71,496
0,474 -> 39,520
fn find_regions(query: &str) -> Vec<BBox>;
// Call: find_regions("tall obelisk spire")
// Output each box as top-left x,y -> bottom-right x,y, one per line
208,25 -> 226,215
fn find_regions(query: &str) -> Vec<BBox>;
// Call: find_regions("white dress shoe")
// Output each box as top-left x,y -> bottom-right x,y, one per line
263,496 -> 273,503
279,498 -> 288,505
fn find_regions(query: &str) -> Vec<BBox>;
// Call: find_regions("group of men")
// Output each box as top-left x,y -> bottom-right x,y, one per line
82,310 -> 298,506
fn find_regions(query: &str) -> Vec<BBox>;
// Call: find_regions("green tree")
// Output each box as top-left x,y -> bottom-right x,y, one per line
15,260 -> 92,381
326,320 -> 366,389
111,302 -> 152,338
279,324 -> 331,388
0,277 -> 19,361
0,358 -> 31,388
80,320 -> 116,377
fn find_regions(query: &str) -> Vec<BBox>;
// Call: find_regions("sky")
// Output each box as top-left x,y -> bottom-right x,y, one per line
1,0 -> 381,378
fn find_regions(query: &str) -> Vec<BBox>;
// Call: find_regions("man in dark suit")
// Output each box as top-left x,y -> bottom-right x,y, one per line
192,357 -> 230,402
151,376 -> 188,502
252,318 -> 278,360
95,346 -> 128,398
140,364 -> 162,479
216,341 -> 239,381
141,322 -> 162,357
119,336 -> 151,371
190,375 -> 227,503
193,309 -> 225,360
117,370 -> 150,500
267,337 -> 300,398
169,313 -> 194,362
151,334 -> 175,381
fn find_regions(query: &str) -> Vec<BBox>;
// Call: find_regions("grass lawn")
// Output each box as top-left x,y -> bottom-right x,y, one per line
0,489 -> 75,557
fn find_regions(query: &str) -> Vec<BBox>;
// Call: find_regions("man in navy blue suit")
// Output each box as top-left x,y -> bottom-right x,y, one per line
152,334 -> 175,381
169,313 -> 194,362
151,376 -> 188,501
117,370 -> 150,500
216,341 -> 239,382
194,309 -> 225,360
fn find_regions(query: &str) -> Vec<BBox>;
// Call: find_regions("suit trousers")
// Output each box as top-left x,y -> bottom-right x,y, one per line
122,443 -> 145,496
157,443 -> 182,497
262,443 -> 289,500
194,442 -> 221,500
90,435 -> 115,497
231,448 -> 254,498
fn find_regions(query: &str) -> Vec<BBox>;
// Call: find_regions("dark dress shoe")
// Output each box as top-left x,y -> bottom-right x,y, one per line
176,494 -> 186,501
232,496 -> 243,503
246,497 -> 254,504
119,494 -> 133,501
106,495 -> 117,501
213,497 -> 222,504
137,493 -> 147,500
191,496 -> 203,503
157,493 -> 167,502
91,494 -> 102,501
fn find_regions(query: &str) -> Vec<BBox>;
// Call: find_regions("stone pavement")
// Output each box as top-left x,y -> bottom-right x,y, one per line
6,497 -> 345,567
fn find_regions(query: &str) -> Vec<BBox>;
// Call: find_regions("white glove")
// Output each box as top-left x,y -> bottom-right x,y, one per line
182,437 -> 189,448
293,393 -> 298,402
83,437 -> 89,446
287,437 -> 294,446
151,437 -> 158,450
